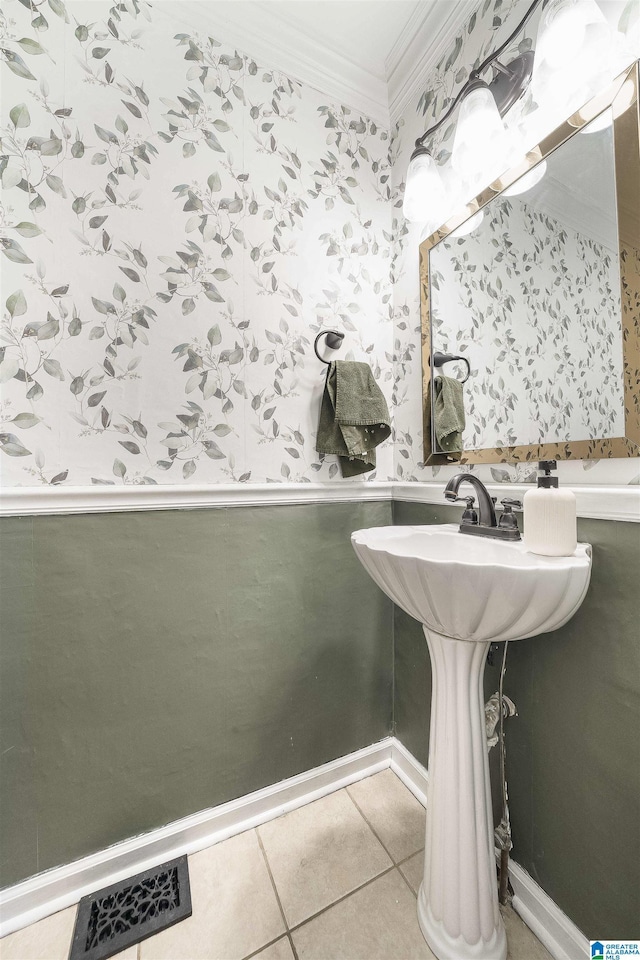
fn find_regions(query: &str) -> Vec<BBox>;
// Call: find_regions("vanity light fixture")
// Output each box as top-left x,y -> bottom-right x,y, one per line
404,0 -> 633,226
403,0 -> 542,224
403,5 -> 537,222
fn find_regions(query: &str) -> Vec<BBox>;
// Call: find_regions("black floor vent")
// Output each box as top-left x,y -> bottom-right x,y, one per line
69,855 -> 191,960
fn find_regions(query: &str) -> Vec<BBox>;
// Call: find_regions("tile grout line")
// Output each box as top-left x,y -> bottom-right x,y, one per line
242,933 -> 293,960
396,848 -> 425,866
286,931 -> 301,960
343,784 -> 424,900
255,826 -> 291,931
217,864 -> 421,960
254,827 -> 301,960
396,859 -> 419,899
286,864 -> 398,936
253,791 -> 407,955
344,785 -> 401,866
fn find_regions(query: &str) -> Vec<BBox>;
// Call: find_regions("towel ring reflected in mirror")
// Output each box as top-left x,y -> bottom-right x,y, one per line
432,351 -> 471,384
314,330 -> 345,365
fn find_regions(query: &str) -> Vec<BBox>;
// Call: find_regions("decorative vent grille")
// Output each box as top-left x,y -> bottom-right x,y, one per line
69,856 -> 191,960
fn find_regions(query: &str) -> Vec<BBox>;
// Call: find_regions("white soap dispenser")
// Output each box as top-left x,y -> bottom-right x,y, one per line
523,460 -> 577,557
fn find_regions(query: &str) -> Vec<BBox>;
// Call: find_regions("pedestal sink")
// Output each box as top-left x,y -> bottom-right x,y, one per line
352,524 -> 591,960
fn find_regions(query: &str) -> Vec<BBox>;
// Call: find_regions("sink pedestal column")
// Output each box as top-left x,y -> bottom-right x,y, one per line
417,628 -> 507,960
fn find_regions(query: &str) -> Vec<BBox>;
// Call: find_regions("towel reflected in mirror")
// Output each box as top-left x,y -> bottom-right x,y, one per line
426,375 -> 466,459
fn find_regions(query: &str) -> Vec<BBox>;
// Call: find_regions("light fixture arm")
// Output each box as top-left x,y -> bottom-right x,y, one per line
475,0 -> 543,76
412,0 -> 545,157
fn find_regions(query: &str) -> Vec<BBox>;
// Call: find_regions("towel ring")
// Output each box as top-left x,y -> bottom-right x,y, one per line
432,351 -> 471,384
314,330 -> 345,365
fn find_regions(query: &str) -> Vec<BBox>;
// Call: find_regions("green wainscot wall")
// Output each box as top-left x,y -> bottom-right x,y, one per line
0,501 -> 392,889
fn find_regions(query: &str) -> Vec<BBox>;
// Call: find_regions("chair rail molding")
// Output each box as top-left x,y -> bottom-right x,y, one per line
393,481 -> 640,524
0,481 -> 393,517
0,480 -> 638,520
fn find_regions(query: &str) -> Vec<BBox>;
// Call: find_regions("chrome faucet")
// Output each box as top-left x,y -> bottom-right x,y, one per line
444,474 -> 521,541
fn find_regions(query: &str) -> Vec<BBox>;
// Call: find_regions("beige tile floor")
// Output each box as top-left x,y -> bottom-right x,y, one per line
0,770 -> 552,960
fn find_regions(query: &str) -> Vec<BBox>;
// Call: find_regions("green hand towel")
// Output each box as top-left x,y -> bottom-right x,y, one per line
429,375 -> 465,454
316,360 -> 391,477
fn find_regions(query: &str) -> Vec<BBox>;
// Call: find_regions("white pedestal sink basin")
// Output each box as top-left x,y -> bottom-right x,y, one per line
352,524 -> 591,960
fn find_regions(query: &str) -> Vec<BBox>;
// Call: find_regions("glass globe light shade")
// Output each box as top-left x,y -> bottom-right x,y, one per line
451,83 -> 509,187
416,164 -> 469,239
402,151 -> 448,225
572,19 -> 614,96
502,160 -> 547,196
529,16 -> 612,143
534,0 -> 607,71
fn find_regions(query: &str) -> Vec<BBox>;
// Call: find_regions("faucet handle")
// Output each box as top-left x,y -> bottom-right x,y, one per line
498,497 -> 521,531
452,495 -> 475,507
453,495 -> 478,525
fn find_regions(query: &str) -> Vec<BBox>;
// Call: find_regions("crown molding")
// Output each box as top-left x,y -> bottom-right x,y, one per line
151,0 -> 481,128
156,0 -> 390,125
386,0 -> 479,124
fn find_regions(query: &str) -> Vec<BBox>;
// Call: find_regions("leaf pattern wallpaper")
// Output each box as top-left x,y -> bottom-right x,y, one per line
430,197 -> 624,451
390,0 -> 639,487
1,0 -> 637,491
0,0 -> 394,486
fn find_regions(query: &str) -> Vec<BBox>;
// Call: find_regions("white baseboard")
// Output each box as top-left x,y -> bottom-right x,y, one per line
390,737 -> 429,807
0,736 -> 590,960
0,738 -> 393,939
508,860 -> 590,960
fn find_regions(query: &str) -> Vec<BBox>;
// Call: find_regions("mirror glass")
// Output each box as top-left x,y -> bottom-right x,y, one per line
429,108 -> 623,453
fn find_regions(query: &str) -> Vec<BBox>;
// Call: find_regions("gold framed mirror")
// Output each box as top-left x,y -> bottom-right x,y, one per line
420,61 -> 640,466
